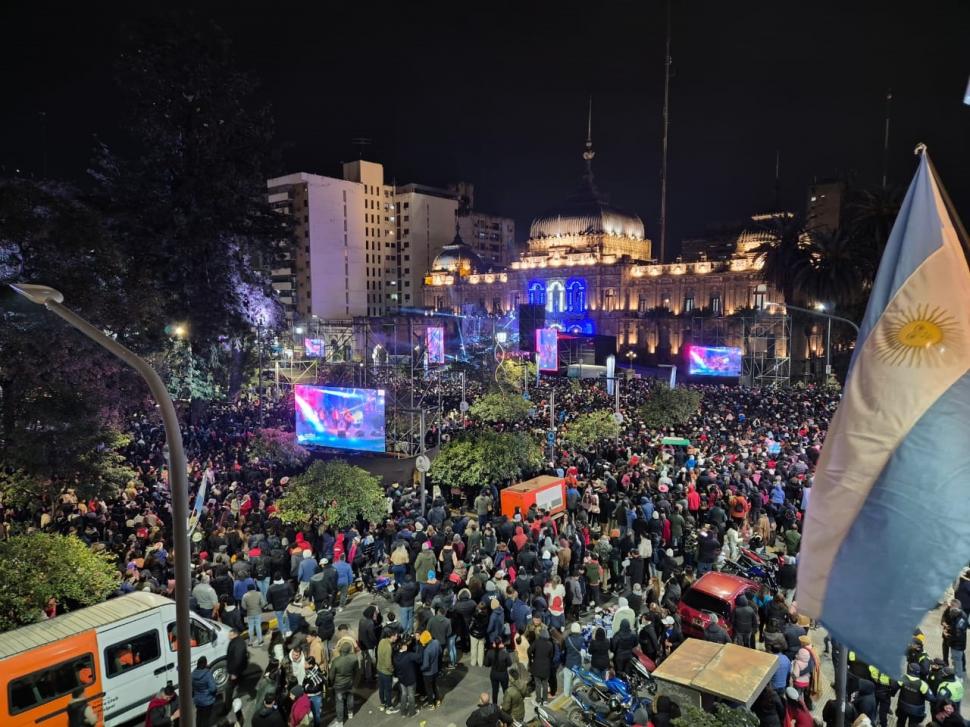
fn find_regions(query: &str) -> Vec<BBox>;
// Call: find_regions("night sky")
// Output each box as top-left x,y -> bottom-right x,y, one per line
2,1 -> 968,255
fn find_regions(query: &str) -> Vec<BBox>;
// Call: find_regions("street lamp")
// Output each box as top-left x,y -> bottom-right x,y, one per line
10,283 -> 196,727
625,350 -> 638,369
173,323 -> 187,338
763,301 -> 860,381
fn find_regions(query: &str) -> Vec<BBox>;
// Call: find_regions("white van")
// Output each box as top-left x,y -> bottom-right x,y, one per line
0,591 -> 232,727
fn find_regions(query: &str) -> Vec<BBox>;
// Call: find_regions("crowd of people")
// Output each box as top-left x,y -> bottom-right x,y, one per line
5,368 -> 969,727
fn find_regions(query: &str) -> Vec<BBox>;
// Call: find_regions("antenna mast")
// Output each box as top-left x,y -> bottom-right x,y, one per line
659,0 -> 672,263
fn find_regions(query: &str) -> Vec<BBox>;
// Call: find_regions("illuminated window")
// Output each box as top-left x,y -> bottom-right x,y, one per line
566,278 -> 587,312
528,281 -> 546,306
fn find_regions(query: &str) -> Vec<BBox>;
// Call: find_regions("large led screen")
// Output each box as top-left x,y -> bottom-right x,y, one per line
426,326 -> 445,364
295,385 -> 386,452
304,338 -> 325,358
536,327 -> 559,371
687,345 -> 743,377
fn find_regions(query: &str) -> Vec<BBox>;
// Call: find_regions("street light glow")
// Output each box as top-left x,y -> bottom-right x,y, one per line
814,302 -> 827,311
173,324 -> 187,338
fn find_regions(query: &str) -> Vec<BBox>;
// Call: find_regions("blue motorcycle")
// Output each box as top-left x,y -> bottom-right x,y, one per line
568,667 -> 653,725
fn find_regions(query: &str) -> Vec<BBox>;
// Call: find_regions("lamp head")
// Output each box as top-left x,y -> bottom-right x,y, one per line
9,283 -> 64,307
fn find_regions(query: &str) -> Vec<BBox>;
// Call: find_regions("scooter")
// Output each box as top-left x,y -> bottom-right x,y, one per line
535,702 -> 590,727
625,653 -> 657,696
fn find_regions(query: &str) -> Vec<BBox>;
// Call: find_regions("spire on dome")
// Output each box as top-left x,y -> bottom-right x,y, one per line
583,96 -> 594,164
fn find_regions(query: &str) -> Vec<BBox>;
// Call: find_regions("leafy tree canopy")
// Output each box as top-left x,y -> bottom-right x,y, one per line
495,358 -> 537,393
561,409 -> 621,451
0,533 -> 120,632
277,459 -> 385,530
638,386 -> 703,430
430,429 -> 544,490
469,391 -> 533,424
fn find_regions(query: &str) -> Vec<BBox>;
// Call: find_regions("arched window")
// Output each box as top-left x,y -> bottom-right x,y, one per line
528,281 -> 546,307
546,280 -> 566,313
566,278 -> 587,312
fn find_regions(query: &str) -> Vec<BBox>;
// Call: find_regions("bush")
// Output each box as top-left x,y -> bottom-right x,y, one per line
249,427 -> 310,470
469,392 -> 533,424
638,385 -> 703,429
0,533 -> 119,631
673,704 -> 759,727
561,409 -> 620,450
430,430 -> 544,491
277,459 -> 385,529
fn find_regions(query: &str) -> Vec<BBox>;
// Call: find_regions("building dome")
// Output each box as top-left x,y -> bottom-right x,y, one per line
529,196 -> 645,240
528,111 -> 645,244
431,237 -> 486,277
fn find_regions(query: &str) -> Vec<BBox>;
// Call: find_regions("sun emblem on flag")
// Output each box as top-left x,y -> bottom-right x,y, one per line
876,304 -> 962,366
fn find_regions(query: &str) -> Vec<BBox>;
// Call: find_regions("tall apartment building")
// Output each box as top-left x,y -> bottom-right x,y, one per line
390,184 -> 458,311
451,181 -> 516,268
267,161 -> 462,320
806,179 -> 846,233
266,172 -> 366,320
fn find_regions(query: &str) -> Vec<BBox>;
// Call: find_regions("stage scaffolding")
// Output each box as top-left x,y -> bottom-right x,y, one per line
742,313 -> 792,387
268,315 -> 465,456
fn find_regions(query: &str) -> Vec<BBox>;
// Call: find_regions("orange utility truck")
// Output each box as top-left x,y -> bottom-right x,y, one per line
500,475 -> 567,520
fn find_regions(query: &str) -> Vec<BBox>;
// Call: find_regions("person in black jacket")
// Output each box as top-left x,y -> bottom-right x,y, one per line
484,639 -> 513,705
394,574 -> 419,634
589,627 -> 611,678
611,619 -> 639,675
528,627 -> 555,704
753,686 -> 785,727
851,679 -> 878,726
465,693 -> 514,727
733,595 -> 759,648
251,694 -> 287,727
650,694 -> 682,727
358,604 -> 381,682
224,629 -> 253,713
394,639 -> 422,718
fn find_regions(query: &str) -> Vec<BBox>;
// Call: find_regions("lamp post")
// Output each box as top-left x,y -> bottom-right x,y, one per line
625,350 -> 637,369
763,301 -> 860,381
10,283 -> 196,727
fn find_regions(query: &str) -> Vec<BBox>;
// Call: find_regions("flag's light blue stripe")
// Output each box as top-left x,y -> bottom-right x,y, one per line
856,158 -> 945,355
820,370 -> 970,672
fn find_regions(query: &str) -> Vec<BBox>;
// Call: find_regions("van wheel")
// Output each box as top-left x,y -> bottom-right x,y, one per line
210,659 -> 229,690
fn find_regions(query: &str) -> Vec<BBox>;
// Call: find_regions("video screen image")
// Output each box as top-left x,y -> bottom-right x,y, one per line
295,385 -> 386,452
304,338 -> 325,358
687,345 -> 743,376
536,327 -> 559,371
426,326 -> 445,364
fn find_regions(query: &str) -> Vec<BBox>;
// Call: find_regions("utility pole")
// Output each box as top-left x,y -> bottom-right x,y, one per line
658,0 -> 672,263
548,389 -> 556,467
419,409 -> 427,515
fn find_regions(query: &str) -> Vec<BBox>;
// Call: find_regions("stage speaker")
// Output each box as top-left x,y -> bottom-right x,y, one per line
518,304 -> 545,352
593,335 -> 617,365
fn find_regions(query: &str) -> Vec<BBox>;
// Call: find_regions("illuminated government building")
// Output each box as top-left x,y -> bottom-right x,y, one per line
423,131 -> 786,365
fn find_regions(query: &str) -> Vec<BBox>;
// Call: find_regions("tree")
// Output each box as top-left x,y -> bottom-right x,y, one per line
0,533 -> 120,631
561,410 -> 620,451
90,19 -> 286,394
430,430 -> 544,491
495,357 -> 537,393
638,386 -> 703,430
469,391 -> 533,424
673,704 -> 759,727
794,227 -> 865,308
753,213 -> 811,305
249,427 -> 310,470
277,460 -> 385,529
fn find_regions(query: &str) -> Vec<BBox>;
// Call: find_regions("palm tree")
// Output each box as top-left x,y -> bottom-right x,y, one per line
753,213 -> 811,304
844,186 -> 902,281
793,228 -> 864,308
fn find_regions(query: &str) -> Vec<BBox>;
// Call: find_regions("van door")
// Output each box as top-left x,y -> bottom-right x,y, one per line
98,614 -> 169,726
164,617 -> 224,684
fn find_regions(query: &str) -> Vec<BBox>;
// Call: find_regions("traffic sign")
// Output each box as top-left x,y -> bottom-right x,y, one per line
459,400 -> 469,413
523,391 -> 530,401
415,455 -> 431,473
546,430 -> 557,444
613,412 -> 624,425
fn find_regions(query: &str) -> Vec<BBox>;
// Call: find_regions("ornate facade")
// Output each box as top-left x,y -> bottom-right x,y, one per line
423,134 -> 785,361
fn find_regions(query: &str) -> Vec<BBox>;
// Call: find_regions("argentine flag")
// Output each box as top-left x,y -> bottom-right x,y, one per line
799,148 -> 970,674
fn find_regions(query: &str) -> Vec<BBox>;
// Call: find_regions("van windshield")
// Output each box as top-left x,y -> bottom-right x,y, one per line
682,589 -> 732,620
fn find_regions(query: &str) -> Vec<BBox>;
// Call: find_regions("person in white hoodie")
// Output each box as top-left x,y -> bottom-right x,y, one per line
612,597 -> 637,635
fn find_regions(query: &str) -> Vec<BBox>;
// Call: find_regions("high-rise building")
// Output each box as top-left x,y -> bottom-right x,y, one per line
268,161 -> 465,320
806,179 -> 846,233
389,183 -> 458,312
266,172 -> 366,321
451,181 -> 516,268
